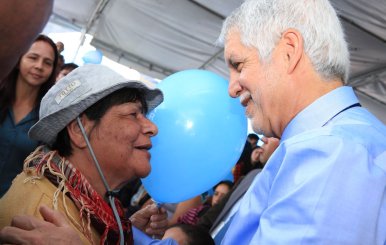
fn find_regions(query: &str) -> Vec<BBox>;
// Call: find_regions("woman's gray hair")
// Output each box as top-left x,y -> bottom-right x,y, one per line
218,0 -> 350,83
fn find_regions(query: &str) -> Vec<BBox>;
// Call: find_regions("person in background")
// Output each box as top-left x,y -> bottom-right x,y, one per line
246,133 -> 259,148
0,34 -> 58,197
163,223 -> 214,245
177,181 -> 233,226
56,41 -> 64,54
55,41 -> 65,75
242,137 -> 278,173
0,0 -> 53,81
219,0 -> 386,243
0,64 -> 172,244
232,136 -> 255,183
210,181 -> 233,207
250,137 -> 280,169
56,62 -> 79,82
247,146 -> 264,170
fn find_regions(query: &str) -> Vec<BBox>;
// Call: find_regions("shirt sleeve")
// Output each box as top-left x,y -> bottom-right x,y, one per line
132,227 -> 178,245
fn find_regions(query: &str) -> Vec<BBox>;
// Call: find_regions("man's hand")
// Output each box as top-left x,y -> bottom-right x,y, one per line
130,203 -> 168,239
0,205 -> 82,245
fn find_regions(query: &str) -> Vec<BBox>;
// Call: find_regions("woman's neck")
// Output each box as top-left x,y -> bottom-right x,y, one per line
12,76 -> 41,123
14,76 -> 40,106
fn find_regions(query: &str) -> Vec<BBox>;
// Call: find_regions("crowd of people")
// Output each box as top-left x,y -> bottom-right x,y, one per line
0,0 -> 385,244
0,25 -> 278,243
0,24 -> 271,243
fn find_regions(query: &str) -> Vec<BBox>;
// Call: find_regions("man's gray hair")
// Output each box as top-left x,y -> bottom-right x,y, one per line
219,0 -> 350,83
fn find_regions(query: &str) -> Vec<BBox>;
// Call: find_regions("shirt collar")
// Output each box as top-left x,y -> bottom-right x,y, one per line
281,86 -> 359,141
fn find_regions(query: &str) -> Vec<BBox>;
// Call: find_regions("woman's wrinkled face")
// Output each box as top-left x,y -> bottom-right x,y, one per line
18,40 -> 55,87
88,100 -> 158,189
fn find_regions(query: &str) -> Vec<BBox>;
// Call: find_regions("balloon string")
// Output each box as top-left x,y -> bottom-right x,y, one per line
155,201 -> 162,209
152,200 -> 163,239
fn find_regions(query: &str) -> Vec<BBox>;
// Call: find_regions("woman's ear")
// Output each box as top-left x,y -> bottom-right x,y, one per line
66,115 -> 92,149
281,28 -> 303,74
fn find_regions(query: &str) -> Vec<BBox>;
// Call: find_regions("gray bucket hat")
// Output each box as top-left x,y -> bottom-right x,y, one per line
29,64 -> 163,146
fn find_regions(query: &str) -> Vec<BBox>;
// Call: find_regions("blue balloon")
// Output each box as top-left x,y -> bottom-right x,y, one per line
142,69 -> 247,203
82,50 -> 103,64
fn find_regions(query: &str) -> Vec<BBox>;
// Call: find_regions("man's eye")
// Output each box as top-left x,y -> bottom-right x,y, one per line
231,61 -> 242,71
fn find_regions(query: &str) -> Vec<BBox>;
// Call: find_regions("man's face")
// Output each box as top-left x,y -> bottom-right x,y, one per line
87,100 -> 158,189
224,30 -> 286,137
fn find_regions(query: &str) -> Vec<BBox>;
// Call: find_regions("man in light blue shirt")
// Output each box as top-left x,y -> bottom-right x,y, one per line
219,0 -> 386,244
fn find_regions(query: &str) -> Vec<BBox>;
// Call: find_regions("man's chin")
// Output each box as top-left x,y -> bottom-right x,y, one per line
245,109 -> 254,119
251,120 -> 264,135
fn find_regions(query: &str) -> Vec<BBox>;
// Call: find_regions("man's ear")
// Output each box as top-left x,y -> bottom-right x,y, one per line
66,115 -> 92,149
281,28 -> 303,74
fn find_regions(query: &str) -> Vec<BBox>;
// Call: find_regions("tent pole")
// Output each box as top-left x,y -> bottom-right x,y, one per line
199,48 -> 224,69
72,0 -> 110,61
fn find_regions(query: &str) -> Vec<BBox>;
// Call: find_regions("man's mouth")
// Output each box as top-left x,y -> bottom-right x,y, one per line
239,91 -> 251,107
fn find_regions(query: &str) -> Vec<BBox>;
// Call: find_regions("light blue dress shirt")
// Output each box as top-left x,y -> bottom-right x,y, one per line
222,86 -> 386,244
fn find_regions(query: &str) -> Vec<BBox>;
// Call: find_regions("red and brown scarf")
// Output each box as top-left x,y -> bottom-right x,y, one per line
24,146 -> 133,245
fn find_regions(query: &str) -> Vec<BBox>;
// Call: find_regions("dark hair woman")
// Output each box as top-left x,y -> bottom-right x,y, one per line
0,34 -> 58,197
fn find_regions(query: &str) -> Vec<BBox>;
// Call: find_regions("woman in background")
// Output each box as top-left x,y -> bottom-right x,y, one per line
177,181 -> 234,226
0,34 -> 58,197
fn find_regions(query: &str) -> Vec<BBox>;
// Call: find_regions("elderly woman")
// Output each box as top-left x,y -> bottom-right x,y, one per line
0,65 -> 174,244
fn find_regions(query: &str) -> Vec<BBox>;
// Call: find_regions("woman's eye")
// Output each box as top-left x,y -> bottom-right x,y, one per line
44,60 -> 53,66
130,111 -> 145,118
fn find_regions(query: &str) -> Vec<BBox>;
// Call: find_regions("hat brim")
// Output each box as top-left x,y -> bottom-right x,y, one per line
29,81 -> 163,146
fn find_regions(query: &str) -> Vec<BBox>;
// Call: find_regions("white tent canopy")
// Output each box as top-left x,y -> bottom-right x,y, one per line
50,0 -> 386,123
